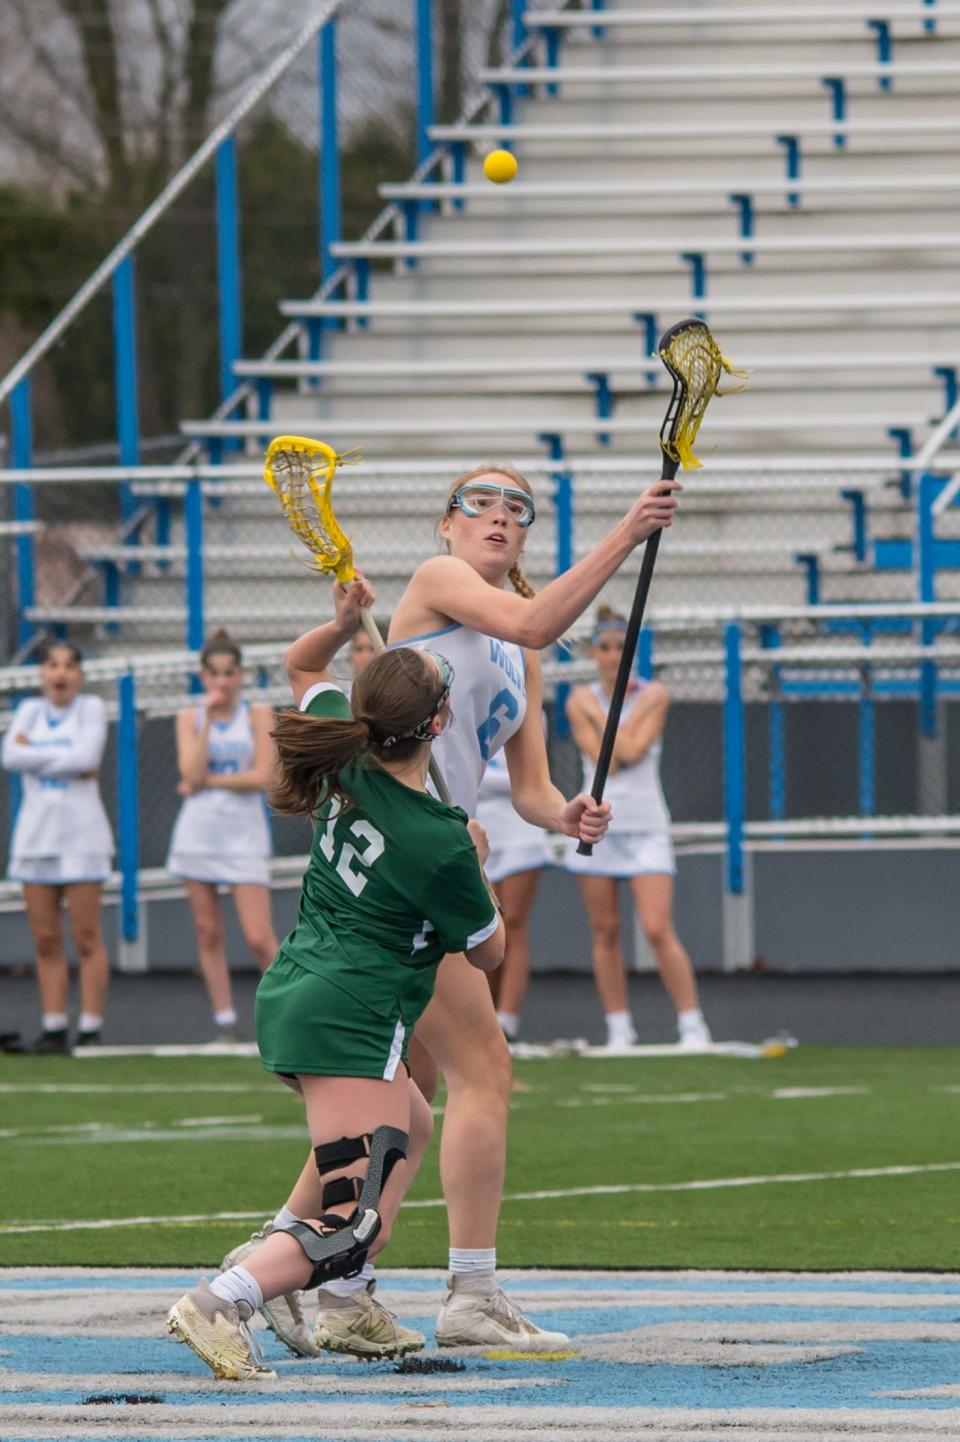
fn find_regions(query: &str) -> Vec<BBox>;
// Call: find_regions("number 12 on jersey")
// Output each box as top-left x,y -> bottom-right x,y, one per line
318,813 -> 385,897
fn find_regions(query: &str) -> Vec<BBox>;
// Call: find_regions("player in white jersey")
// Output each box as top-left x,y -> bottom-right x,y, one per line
565,606 -> 711,1051
257,461 -> 678,1354
2,640 -> 113,1052
168,630 -> 278,1040
475,746 -> 554,1042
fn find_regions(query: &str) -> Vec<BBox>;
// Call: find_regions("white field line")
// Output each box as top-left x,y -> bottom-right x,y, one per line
3,1160 -> 959,1235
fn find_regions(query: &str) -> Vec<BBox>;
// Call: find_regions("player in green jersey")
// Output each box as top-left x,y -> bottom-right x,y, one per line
167,576 -> 504,1380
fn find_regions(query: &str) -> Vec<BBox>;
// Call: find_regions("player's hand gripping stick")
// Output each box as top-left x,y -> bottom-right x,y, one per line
576,319 -> 746,856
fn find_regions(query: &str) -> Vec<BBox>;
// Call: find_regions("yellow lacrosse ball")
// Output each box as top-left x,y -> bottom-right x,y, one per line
483,149 -> 518,184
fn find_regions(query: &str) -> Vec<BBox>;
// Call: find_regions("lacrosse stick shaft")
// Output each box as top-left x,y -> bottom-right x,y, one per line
356,603 -> 455,808
576,464 -> 678,857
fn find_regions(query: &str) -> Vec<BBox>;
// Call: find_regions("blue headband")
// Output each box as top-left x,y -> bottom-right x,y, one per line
591,618 -> 628,645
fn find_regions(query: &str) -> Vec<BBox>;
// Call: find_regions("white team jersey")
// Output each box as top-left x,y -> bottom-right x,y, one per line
2,694 -> 113,860
399,623 -> 527,816
168,702 -> 272,859
578,680 -> 670,836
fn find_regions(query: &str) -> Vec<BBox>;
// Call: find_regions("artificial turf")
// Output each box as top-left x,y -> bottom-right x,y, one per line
0,1046 -> 957,1270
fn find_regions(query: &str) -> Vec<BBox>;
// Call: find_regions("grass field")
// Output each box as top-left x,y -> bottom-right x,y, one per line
1,1046 -> 957,1272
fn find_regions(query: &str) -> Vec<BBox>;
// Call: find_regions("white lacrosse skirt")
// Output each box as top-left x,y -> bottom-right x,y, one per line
562,830 -> 676,880
10,853 -> 112,886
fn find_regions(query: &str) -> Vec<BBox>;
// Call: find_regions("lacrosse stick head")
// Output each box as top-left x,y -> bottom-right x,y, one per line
263,435 -> 363,582
657,319 -> 747,474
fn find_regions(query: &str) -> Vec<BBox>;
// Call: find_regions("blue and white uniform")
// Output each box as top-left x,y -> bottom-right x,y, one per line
564,680 -> 674,878
167,702 -> 272,887
400,623 -> 527,817
475,744 -> 555,885
2,693 -> 113,885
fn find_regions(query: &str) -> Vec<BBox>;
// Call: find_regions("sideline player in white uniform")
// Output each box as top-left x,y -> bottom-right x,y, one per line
475,746 -> 553,1042
168,630 -> 278,1040
2,640 -> 113,1051
565,606 -> 711,1050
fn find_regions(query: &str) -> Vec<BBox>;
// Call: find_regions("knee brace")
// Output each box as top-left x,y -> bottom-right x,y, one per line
276,1125 -> 408,1290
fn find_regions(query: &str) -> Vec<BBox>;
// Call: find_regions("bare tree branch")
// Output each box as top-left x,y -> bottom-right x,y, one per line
182,0 -> 232,155
59,0 -> 130,195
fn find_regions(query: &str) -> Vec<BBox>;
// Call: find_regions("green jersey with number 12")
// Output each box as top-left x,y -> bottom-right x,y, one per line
275,682 -> 498,1026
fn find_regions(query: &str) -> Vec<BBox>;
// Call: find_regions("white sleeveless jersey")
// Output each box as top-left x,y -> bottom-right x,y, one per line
168,702 -> 272,859
2,694 -> 113,860
579,680 -> 670,836
399,623 -> 527,816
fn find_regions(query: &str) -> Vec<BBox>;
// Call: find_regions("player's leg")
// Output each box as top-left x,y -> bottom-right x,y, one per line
249,1075 -> 434,1359
416,952 -> 569,1350
183,879 -> 236,1036
173,1069 -> 425,1374
488,867 -> 541,1041
63,881 -> 109,1044
629,872 -> 710,1047
231,883 -> 278,973
576,874 -> 637,1047
22,883 -> 70,1052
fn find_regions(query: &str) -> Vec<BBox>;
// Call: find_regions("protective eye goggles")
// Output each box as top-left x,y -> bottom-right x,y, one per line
448,483 -> 536,528
378,650 -> 454,748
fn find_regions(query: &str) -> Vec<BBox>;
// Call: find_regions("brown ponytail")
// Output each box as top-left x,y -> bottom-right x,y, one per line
270,647 -> 449,818
596,603 -> 626,625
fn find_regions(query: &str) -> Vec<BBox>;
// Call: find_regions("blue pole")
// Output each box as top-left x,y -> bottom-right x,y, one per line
918,473 -> 939,738
116,671 -> 140,945
319,21 -> 342,286
637,626 -> 654,681
11,377 -> 35,650
859,667 -> 876,817
112,255 -> 140,527
723,623 -> 745,897
215,135 -> 243,408
185,478 -> 205,655
416,0 -> 434,169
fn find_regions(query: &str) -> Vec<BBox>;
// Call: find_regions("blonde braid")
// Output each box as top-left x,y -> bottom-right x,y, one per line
508,561 -> 536,599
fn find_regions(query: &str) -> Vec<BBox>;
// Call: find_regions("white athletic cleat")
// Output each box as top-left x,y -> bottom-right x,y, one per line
314,1282 -> 425,1360
167,1279 -> 277,1381
435,1276 -> 571,1351
677,1017 -> 713,1051
221,1222 -> 318,1358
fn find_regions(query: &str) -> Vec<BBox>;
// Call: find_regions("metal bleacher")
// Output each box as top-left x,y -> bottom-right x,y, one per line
7,0 -> 960,651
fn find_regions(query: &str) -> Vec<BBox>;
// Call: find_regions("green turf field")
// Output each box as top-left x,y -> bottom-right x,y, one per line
1,1046 -> 957,1271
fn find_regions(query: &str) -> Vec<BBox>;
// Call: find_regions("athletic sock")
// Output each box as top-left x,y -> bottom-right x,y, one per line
271,1205 -> 301,1231
678,1008 -> 706,1031
209,1265 -> 263,1313
497,1011 -> 519,1041
448,1248 -> 497,1291
321,1261 -> 375,1299
213,1008 -> 238,1027
42,1013 -> 68,1033
605,1009 -> 636,1046
78,1013 -> 102,1034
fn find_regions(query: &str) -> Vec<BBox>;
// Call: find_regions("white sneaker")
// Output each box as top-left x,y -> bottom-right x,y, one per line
221,1222 -> 318,1357
435,1276 -> 570,1351
677,1017 -> 713,1051
314,1282 -> 425,1360
167,1279 -> 277,1381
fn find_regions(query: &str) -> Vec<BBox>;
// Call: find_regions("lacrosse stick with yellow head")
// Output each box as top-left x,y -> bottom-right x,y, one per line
263,435 -> 383,649
577,319 -> 747,855
264,434 -> 463,812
